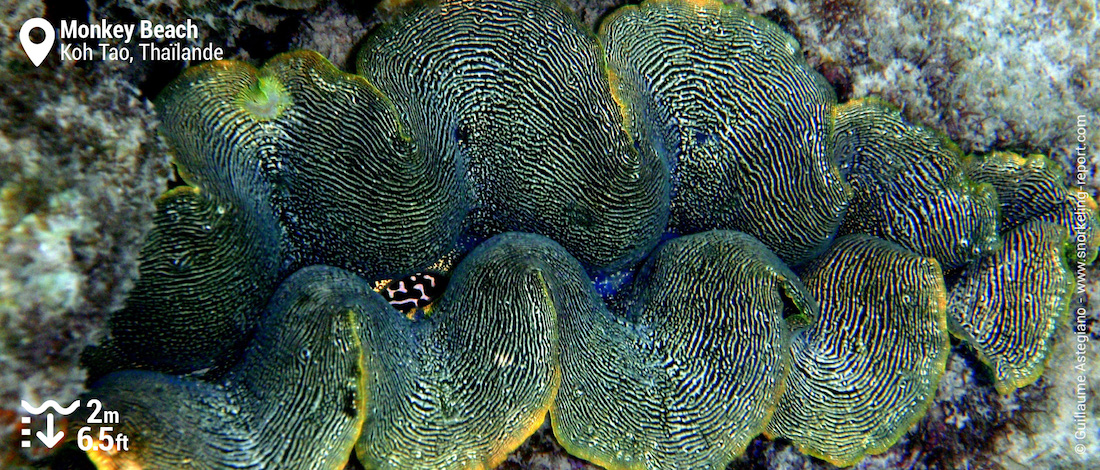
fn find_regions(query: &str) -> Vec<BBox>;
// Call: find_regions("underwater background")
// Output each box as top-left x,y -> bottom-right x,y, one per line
0,0 -> 1097,468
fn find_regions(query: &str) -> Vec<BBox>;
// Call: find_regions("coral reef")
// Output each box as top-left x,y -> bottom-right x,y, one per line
0,0 -> 169,465
291,2 -> 373,67
744,0 -> 1099,165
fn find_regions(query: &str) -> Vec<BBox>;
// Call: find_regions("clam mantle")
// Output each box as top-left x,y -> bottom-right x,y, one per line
76,0 -> 1097,468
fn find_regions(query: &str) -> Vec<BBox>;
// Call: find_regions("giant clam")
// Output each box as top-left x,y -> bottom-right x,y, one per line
74,0 -> 1096,468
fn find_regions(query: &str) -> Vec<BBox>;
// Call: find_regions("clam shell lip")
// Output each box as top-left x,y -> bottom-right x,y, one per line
947,220 -> 1074,395
358,0 -> 669,273
156,50 -> 466,282
75,371 -> 251,469
834,98 -> 1001,270
966,151 -> 1100,265
601,0 -> 850,267
80,0 -> 1097,468
552,230 -> 810,469
79,266 -> 375,470
356,233 -> 562,469
82,186 -> 281,380
765,234 -> 950,467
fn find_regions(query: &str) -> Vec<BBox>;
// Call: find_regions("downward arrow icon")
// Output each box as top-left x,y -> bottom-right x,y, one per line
36,414 -> 64,448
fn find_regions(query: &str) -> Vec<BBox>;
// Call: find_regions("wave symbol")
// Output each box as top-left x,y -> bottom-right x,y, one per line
21,399 -> 81,415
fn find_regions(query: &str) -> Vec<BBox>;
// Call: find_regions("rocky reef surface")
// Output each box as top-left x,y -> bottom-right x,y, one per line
0,0 -> 1096,468
0,1 -> 169,464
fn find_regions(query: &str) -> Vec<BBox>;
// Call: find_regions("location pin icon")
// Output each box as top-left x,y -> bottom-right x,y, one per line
20,18 -> 55,67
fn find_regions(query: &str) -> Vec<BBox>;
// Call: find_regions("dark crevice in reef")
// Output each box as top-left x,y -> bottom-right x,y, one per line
131,5 -> 308,99
727,437 -> 816,470
591,0 -> 633,32
760,8 -> 798,43
137,58 -> 185,103
811,0 -> 868,103
45,441 -> 95,469
348,25 -> 379,72
44,0 -> 91,24
820,64 -> 854,103
239,9 -> 307,62
338,0 -> 386,71
339,0 -> 384,22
